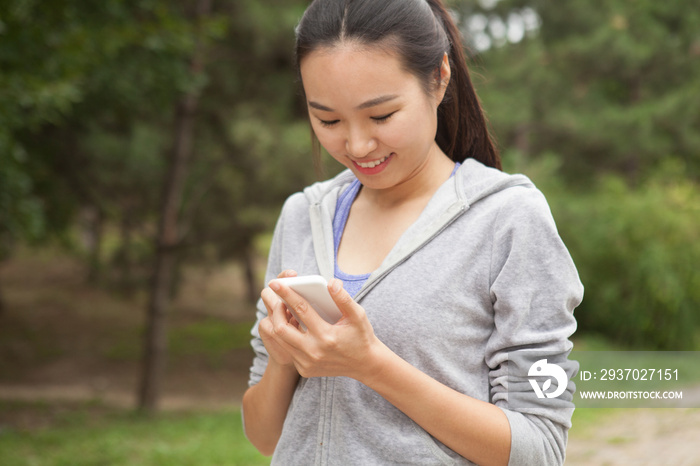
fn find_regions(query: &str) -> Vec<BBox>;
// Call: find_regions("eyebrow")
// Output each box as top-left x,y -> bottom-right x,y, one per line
308,94 -> 399,112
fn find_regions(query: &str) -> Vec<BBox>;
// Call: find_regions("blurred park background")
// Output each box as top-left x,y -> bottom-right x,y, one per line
0,0 -> 699,464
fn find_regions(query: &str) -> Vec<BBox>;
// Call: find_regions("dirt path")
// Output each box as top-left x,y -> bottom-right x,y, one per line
566,408 -> 700,465
0,383 -> 246,411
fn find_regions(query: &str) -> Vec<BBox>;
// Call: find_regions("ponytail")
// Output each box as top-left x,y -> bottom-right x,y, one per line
426,0 -> 501,169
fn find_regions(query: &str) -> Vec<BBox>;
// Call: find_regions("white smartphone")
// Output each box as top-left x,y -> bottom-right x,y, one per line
271,275 -> 343,327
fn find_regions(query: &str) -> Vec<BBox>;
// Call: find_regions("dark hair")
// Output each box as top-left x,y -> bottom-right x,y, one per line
295,0 -> 501,170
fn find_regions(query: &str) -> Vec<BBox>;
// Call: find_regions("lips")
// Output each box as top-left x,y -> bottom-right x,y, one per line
356,155 -> 389,168
352,153 -> 393,175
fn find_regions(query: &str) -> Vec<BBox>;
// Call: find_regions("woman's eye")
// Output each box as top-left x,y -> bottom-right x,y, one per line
371,111 -> 396,123
319,119 -> 339,128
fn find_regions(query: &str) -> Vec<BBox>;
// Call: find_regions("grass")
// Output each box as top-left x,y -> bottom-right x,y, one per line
0,401 -> 630,466
170,320 -> 256,355
570,408 -> 621,439
0,401 -> 269,466
104,319 -> 256,365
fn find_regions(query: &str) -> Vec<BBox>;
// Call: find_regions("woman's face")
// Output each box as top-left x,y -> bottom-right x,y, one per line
300,43 -> 449,191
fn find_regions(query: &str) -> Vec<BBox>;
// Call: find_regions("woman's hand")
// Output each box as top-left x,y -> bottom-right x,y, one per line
264,276 -> 380,381
258,274 -> 512,465
243,269 -> 302,455
259,269 -> 301,369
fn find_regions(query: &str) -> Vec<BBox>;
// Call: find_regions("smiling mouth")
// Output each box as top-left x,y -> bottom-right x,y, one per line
355,155 -> 389,169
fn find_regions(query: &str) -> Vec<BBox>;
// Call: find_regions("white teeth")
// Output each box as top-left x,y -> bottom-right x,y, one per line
357,155 -> 388,168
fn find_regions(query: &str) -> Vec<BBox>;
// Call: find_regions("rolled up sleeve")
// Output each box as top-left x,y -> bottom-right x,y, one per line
485,187 -> 584,466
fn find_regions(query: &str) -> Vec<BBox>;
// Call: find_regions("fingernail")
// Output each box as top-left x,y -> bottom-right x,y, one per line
269,280 -> 280,291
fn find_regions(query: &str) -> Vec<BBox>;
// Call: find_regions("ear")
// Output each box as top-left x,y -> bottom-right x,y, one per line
434,52 -> 451,104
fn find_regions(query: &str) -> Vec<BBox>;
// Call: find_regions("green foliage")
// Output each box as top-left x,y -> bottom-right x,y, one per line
171,0 -> 323,270
2,0 -> 694,361
0,403 -> 268,466
514,154 -> 700,350
0,141 -> 44,258
474,0 -> 700,180
0,0 -> 204,252
466,0 -> 700,349
0,0 -> 319,294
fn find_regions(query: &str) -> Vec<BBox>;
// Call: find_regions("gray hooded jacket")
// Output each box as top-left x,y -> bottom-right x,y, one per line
248,159 -> 583,465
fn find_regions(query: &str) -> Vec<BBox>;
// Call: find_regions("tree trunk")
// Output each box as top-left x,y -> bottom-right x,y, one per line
0,277 -> 4,317
138,99 -> 197,413
117,209 -> 135,295
137,0 -> 211,413
85,206 -> 104,285
0,236 -> 8,317
513,122 -> 531,157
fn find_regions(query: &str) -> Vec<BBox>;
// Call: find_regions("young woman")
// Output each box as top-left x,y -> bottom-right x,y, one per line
242,1 -> 583,465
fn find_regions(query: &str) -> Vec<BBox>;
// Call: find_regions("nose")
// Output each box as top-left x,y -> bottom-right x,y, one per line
346,127 -> 377,159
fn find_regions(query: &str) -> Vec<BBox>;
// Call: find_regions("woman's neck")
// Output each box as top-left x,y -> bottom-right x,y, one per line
359,144 -> 455,210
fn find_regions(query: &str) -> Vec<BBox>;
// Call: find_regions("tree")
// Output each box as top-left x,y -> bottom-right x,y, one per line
1,0 -> 199,267
451,0 -> 700,348
456,0 -> 700,181
137,0 -> 214,413
1,0 -> 334,409
0,142 -> 44,315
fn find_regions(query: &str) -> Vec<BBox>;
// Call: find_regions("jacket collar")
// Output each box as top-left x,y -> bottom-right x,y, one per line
303,159 -> 533,299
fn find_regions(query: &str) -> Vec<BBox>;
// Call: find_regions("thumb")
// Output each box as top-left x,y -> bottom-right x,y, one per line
328,278 -> 364,321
